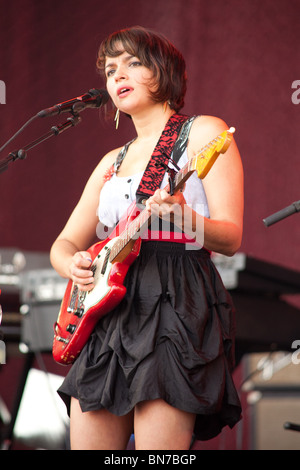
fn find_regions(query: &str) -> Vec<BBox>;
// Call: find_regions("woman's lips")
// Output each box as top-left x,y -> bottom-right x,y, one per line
117,86 -> 133,98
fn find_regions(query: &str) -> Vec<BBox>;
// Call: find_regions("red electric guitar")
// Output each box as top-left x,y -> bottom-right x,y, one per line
52,127 -> 235,364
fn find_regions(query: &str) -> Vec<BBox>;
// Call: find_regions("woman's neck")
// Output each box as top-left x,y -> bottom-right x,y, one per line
131,105 -> 175,143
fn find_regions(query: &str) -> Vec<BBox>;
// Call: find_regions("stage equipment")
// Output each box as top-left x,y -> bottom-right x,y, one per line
0,87 -> 110,172
263,200 -> 300,226
0,249 -> 68,450
37,88 -> 109,118
242,351 -> 300,449
1,249 -> 300,449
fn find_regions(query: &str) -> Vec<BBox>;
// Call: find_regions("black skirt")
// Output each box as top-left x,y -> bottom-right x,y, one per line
58,241 -> 242,441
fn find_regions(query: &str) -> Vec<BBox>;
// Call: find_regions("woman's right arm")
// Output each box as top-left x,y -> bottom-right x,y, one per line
50,149 -> 118,291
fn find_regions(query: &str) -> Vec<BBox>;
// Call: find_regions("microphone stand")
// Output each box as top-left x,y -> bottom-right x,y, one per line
263,200 -> 300,227
0,111 -> 83,450
0,113 -> 81,174
263,201 -> 300,438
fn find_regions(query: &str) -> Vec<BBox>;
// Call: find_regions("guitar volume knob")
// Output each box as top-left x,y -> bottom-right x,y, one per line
66,324 -> 76,334
75,307 -> 84,317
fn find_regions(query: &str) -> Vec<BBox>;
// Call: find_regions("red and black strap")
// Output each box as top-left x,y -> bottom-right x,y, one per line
135,113 -> 189,204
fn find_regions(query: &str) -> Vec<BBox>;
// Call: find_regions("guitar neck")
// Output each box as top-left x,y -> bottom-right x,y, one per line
173,158 -> 196,191
109,208 -> 150,261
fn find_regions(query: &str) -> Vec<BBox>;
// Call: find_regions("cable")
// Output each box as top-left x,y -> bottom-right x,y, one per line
0,114 -> 39,154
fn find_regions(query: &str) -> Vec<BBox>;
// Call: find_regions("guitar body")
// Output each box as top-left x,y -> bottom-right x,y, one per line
52,235 -> 141,364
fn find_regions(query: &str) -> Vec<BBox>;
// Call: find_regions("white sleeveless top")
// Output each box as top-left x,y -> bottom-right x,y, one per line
97,149 -> 210,228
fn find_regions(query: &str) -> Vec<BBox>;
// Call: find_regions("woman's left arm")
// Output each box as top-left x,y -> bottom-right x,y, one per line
193,116 -> 244,256
146,115 -> 244,256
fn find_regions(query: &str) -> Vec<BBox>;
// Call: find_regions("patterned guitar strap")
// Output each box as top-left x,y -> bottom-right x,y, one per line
135,113 -> 196,205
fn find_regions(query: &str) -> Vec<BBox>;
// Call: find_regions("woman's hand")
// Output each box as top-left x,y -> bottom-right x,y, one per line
68,251 -> 95,291
145,188 -> 186,224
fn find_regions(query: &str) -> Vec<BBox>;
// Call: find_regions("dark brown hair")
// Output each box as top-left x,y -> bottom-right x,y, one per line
97,26 -> 187,113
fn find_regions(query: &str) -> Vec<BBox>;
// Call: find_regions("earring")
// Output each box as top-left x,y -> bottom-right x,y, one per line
163,101 -> 171,113
114,108 -> 120,129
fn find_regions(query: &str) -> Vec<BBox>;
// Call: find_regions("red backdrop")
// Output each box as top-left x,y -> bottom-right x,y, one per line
1,0 -> 300,273
1,0 -> 300,451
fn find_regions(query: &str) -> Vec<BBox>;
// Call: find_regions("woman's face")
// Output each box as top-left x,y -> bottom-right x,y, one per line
105,49 -> 157,115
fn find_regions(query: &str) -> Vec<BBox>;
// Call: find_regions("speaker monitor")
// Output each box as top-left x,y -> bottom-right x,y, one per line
244,352 -> 300,450
20,269 -> 67,352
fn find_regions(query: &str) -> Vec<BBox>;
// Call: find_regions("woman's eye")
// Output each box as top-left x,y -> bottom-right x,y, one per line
106,60 -> 141,78
129,61 -> 142,67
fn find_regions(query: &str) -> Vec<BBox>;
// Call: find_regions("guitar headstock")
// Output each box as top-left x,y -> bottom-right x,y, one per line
194,127 -> 235,179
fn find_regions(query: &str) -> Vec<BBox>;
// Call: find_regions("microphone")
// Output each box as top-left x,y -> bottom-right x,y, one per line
263,200 -> 300,227
38,88 -> 109,118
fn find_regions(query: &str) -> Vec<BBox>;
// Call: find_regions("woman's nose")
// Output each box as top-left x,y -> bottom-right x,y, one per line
114,65 -> 127,81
